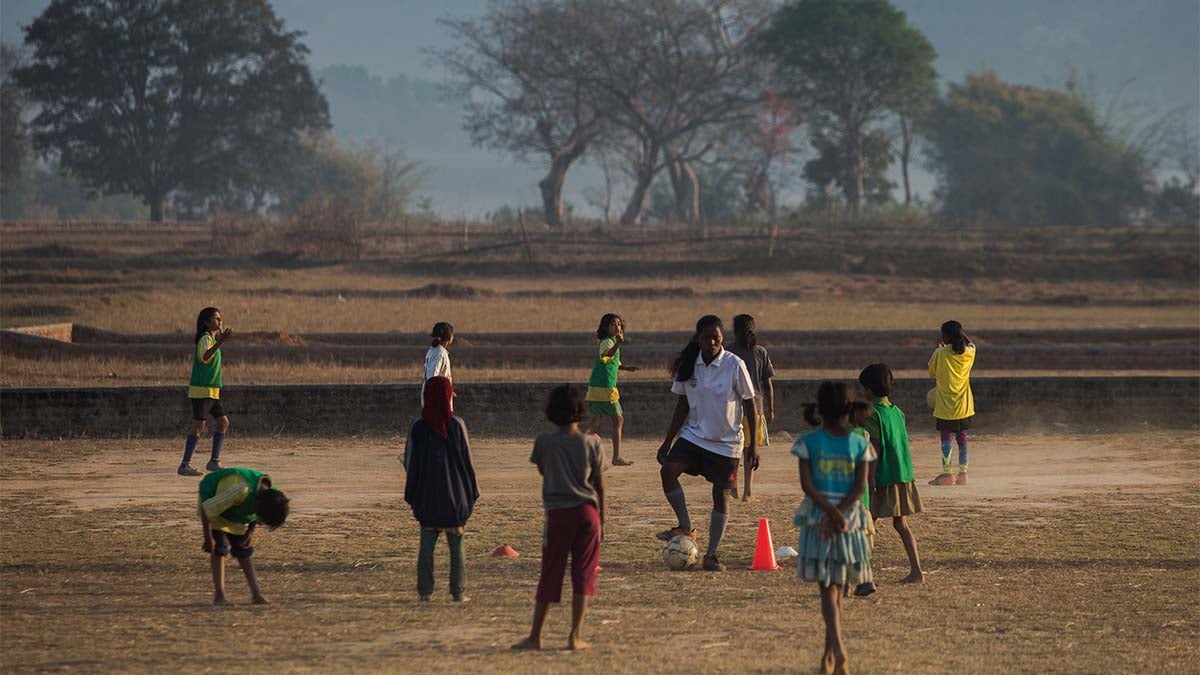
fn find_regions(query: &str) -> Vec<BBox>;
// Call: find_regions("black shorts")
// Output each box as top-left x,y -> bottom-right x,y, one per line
211,523 -> 255,558
936,416 -> 973,432
664,438 -> 739,489
191,397 -> 227,421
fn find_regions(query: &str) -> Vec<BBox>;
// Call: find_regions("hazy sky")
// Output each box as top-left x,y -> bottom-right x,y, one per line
4,0 -> 1197,215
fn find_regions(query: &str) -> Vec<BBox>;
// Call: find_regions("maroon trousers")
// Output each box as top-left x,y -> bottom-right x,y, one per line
535,502 -> 601,603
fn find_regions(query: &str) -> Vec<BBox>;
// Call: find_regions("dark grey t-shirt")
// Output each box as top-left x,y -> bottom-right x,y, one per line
530,431 -> 607,510
725,343 -> 776,414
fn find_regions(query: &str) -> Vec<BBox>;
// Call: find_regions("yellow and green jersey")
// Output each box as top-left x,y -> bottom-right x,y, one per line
586,337 -> 620,403
188,333 -> 222,399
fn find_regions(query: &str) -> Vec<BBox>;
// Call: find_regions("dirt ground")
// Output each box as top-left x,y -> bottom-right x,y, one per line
2,431 -> 1197,674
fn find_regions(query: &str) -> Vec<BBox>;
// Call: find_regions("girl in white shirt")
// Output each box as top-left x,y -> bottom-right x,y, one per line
422,322 -> 454,401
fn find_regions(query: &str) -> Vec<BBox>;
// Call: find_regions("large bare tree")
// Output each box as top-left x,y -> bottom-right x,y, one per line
580,0 -> 769,225
437,1 -> 608,229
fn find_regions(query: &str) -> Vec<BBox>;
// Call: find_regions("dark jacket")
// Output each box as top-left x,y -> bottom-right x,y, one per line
403,416 -> 479,528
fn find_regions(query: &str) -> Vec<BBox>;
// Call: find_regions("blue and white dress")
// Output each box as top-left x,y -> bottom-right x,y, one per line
790,428 -> 876,586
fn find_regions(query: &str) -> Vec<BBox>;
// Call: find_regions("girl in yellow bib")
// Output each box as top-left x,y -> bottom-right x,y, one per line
179,307 -> 234,476
927,320 -> 975,486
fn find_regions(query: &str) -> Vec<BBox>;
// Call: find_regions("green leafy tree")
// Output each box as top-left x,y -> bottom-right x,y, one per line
15,0 -> 329,221
803,128 -> 895,207
759,0 -> 936,218
924,71 -> 1153,226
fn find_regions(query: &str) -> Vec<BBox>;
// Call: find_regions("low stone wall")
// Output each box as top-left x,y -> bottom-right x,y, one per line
2,377 -> 1194,439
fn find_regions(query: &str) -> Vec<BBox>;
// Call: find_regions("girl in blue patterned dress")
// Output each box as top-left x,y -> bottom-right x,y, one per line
790,381 -> 876,675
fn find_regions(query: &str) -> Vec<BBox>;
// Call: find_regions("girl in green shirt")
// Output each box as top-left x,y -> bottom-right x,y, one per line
859,363 -> 925,584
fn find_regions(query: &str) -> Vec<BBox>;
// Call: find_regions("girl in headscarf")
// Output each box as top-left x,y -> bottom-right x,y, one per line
403,376 -> 479,602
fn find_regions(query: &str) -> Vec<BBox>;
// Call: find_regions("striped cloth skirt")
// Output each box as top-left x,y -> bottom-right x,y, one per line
793,499 -> 873,587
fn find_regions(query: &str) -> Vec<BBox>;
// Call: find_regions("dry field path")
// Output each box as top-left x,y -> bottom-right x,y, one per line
2,431 -> 1197,673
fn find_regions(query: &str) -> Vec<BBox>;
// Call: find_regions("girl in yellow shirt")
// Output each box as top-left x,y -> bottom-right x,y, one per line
927,320 -> 975,486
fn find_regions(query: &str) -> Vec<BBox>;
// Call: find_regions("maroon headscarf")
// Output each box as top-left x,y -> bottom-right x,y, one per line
422,376 -> 454,438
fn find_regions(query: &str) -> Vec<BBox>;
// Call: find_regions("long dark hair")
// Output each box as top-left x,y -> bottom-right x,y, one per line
733,314 -> 757,348
671,315 -> 723,382
430,321 -> 454,348
803,381 -> 853,427
858,363 -> 894,398
941,320 -> 970,355
596,313 -> 622,340
194,307 -> 219,344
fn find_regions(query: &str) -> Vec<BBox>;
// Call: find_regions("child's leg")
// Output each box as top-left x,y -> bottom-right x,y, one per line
512,602 -> 551,650
939,431 -> 953,474
894,516 -> 924,582
514,508 -> 573,649
955,430 -> 969,472
235,556 -> 267,604
209,415 -> 230,467
567,504 -> 601,649
446,529 -> 466,600
819,583 -> 844,674
417,527 -> 439,598
611,416 -> 630,465
661,463 -> 693,532
742,459 -> 753,501
181,419 -> 205,469
568,594 -> 591,650
210,553 -> 227,604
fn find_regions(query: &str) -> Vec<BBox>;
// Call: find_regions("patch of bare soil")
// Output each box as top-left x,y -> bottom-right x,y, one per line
2,432 -> 1197,673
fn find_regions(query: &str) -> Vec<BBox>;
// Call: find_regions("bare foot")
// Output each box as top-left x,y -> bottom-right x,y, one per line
833,653 -> 851,675
740,494 -> 754,503
612,457 -> 634,466
820,650 -> 836,675
511,636 -> 542,651
213,595 -> 229,605
251,595 -> 269,605
899,572 -> 925,584
567,636 -> 592,650
729,487 -> 739,499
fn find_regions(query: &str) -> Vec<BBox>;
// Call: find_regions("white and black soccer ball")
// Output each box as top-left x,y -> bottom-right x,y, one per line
662,534 -> 699,571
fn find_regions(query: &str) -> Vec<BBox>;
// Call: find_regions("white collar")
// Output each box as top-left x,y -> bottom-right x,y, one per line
694,347 -> 728,368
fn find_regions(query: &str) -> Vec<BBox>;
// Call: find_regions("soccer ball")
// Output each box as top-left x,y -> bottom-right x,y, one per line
662,535 -> 699,571
926,387 -> 938,411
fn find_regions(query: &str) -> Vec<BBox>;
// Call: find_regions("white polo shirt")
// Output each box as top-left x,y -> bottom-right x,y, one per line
670,348 -> 756,458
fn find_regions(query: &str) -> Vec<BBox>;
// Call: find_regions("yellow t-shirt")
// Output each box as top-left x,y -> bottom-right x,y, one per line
928,344 -> 975,420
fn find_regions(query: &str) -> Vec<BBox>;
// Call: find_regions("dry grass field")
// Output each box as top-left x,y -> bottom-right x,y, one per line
2,219 -> 1198,672
1,432 -> 1197,674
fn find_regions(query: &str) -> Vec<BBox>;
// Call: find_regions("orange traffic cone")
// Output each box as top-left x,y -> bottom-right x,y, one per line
748,518 -> 781,570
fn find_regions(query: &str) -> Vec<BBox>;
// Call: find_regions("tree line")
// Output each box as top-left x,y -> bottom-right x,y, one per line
1,0 -> 1195,227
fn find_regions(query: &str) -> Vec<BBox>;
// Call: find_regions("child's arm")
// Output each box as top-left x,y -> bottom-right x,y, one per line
656,395 -> 690,464
200,510 -> 214,552
593,470 -> 605,542
743,398 -> 758,469
868,437 -> 883,495
601,335 -> 623,359
763,378 -> 775,424
797,459 -> 846,531
617,364 -> 638,372
201,328 -> 233,363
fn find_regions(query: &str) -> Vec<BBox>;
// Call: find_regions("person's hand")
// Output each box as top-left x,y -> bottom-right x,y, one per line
218,327 -> 234,344
625,365 -> 639,372
824,508 -> 847,533
656,440 -> 671,465
744,445 -> 759,471
202,537 -> 214,553
766,408 -> 775,424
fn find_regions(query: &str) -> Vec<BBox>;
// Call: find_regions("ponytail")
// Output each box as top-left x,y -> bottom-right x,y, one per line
733,314 -> 757,349
671,315 -> 723,382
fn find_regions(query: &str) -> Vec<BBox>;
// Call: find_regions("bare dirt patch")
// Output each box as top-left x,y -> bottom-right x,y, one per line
2,432 -> 1197,673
